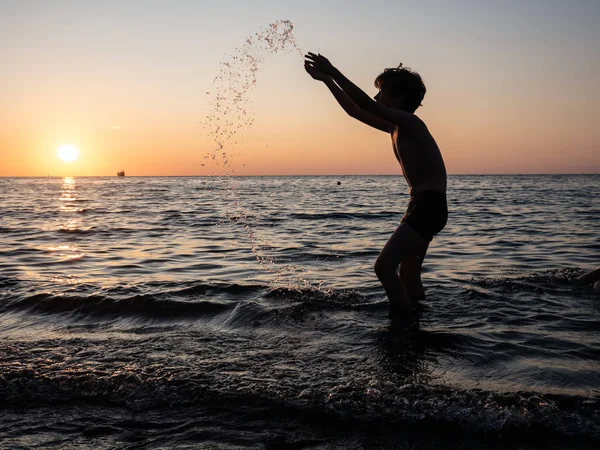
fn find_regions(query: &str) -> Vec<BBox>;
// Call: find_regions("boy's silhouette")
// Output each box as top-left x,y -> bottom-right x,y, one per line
305,53 -> 448,317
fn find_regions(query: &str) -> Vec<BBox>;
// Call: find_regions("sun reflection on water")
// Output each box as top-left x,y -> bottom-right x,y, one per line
59,177 -> 78,207
46,244 -> 84,261
49,177 -> 87,271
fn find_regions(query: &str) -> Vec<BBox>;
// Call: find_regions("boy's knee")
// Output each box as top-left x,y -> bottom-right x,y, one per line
374,256 -> 394,279
400,264 -> 421,284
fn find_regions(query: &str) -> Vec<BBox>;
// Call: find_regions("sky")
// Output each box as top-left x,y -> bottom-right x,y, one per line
1,0 -> 599,176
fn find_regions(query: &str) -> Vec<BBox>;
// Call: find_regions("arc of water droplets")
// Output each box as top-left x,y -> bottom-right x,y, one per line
204,20 -> 302,170
203,21 -> 327,292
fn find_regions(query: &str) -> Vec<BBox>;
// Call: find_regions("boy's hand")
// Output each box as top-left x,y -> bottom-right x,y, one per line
304,62 -> 331,82
305,52 -> 337,76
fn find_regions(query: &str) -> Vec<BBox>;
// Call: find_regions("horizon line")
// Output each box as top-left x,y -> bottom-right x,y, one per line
1,173 -> 599,178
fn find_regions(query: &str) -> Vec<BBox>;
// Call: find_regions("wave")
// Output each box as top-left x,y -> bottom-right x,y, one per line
289,211 -> 395,221
1,266 -> 596,326
56,227 -> 95,235
0,355 -> 597,443
472,268 -> 586,288
467,268 -> 599,299
0,282 -> 269,321
1,270 -> 599,445
0,279 -> 374,324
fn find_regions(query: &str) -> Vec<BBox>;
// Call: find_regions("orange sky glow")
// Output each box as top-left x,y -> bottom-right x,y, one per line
1,1 -> 599,177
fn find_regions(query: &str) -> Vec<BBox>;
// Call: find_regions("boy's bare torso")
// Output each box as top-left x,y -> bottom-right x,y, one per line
391,120 -> 447,195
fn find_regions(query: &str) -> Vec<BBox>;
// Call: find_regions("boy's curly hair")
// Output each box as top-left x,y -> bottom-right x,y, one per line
374,63 -> 426,113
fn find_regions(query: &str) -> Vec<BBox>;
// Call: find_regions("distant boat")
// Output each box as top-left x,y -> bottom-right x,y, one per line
117,171 -> 125,177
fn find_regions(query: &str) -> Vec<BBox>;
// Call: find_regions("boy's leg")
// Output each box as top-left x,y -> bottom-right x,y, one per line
374,222 -> 428,312
400,241 -> 430,300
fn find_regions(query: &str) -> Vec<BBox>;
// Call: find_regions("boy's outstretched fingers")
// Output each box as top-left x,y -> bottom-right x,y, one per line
306,54 -> 335,75
305,52 -> 327,63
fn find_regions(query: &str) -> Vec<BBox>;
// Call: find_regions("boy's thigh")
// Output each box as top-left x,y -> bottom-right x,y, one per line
379,222 -> 429,265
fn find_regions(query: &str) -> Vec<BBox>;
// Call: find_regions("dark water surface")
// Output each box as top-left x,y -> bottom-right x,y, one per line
1,175 -> 599,449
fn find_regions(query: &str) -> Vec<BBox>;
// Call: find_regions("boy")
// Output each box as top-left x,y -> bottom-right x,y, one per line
304,52 -> 447,317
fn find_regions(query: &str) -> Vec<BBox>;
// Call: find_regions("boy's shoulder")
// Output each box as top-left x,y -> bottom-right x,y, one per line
393,112 -> 428,134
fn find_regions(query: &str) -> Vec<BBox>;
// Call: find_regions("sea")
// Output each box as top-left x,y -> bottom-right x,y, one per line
0,174 -> 598,449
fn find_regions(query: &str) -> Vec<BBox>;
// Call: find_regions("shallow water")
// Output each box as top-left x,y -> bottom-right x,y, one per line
1,175 -> 599,448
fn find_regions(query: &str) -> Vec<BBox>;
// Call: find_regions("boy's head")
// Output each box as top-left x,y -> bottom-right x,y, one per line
374,64 -> 426,113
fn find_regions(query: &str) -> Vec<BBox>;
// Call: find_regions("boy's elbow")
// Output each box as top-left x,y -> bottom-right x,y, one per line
346,106 -> 360,119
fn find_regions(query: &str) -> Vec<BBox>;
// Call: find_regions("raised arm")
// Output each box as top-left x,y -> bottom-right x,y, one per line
305,53 -> 419,128
305,63 -> 392,133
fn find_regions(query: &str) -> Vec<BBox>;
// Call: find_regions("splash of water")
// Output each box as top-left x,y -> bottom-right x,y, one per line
203,21 -> 321,291
203,20 -> 302,172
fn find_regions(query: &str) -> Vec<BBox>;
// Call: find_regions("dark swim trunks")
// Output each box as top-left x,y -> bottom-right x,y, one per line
401,190 -> 448,242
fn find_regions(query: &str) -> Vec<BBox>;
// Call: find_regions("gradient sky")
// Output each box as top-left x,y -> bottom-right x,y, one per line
1,0 -> 599,176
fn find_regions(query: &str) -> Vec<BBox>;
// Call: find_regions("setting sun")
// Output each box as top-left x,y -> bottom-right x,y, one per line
57,144 -> 80,162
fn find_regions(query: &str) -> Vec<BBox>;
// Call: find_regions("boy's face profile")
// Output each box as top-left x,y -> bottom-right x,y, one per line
373,88 -> 391,106
374,86 -> 403,110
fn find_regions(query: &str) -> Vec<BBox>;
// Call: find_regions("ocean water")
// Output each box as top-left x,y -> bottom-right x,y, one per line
0,174 -> 598,449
